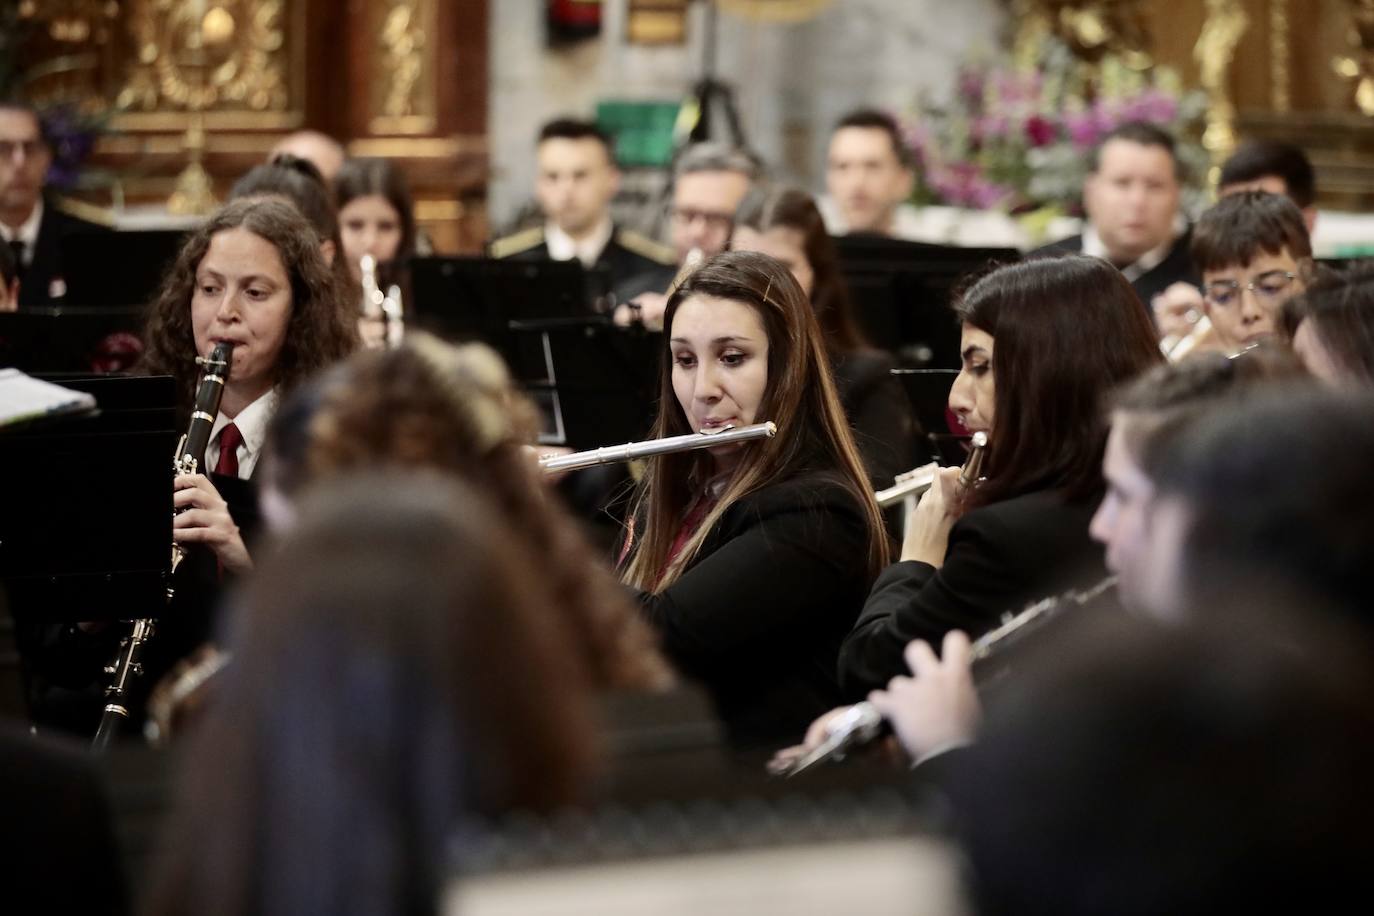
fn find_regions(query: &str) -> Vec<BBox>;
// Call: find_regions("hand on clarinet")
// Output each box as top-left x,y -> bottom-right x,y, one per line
867,631 -> 981,764
174,473 -> 253,575
900,465 -> 962,566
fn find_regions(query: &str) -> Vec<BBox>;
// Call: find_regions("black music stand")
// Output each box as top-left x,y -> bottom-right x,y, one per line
892,368 -> 969,465
0,306 -> 146,374
835,235 -> 1018,368
0,375 -> 176,624
61,229 -> 187,307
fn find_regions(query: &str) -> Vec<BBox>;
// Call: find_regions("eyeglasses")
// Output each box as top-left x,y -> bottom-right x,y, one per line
1202,270 -> 1298,308
666,205 -> 733,233
0,139 -> 46,162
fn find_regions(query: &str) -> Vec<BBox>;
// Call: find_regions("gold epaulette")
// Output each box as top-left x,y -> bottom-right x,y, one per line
53,196 -> 115,228
616,228 -> 676,266
488,226 -> 545,259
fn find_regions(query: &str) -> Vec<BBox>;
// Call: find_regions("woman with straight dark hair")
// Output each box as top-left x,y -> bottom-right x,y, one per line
733,187 -> 916,486
335,157 -> 418,348
1280,263 -> 1374,387
144,473 -> 596,916
838,255 -> 1164,696
620,250 -> 889,749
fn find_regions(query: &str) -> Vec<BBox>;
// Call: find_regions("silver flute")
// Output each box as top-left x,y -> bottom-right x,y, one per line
539,421 -> 777,473
875,432 -> 987,508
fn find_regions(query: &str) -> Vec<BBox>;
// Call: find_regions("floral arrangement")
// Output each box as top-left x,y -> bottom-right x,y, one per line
903,40 -> 1209,221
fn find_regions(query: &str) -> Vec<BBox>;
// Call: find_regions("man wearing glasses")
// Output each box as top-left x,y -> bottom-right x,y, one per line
1189,190 -> 1312,354
0,99 -> 105,307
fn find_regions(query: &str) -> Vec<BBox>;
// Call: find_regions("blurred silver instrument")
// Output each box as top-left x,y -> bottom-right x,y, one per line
540,421 -> 776,473
360,254 -> 404,349
969,575 -> 1118,671
775,702 -> 885,777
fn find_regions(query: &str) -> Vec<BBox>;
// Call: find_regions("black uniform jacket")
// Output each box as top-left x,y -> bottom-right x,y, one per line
1032,229 -> 1199,312
838,488 -> 1106,699
17,198 -> 109,307
636,470 -> 876,750
489,224 -> 677,304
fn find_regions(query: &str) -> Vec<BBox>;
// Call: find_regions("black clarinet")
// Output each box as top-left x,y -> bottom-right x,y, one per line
92,343 -> 232,751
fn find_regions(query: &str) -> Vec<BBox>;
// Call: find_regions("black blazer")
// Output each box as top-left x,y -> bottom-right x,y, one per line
838,488 -> 1106,699
490,224 -> 677,304
1032,229 -> 1199,311
832,349 -> 917,489
17,199 -> 108,307
637,471 -> 875,750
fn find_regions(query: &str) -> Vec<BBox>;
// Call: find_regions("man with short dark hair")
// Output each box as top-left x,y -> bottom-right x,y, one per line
490,117 -> 674,304
1036,122 -> 1198,307
0,99 -> 105,307
820,108 -> 919,238
1219,139 -> 1316,232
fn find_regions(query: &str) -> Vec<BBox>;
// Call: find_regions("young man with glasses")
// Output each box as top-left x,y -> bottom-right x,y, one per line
1190,190 -> 1312,354
0,99 -> 106,307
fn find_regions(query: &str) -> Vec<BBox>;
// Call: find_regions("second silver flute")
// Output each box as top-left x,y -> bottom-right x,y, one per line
540,421 -> 777,473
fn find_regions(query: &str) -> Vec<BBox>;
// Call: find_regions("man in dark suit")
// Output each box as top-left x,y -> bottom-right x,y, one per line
0,99 -> 107,307
1033,122 -> 1198,309
490,117 -> 675,306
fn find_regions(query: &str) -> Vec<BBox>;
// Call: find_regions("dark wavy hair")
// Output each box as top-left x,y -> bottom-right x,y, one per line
735,186 -> 870,355
620,250 -> 889,590
139,197 -> 358,411
955,256 -> 1164,510
263,333 -> 675,692
1279,262 -> 1374,385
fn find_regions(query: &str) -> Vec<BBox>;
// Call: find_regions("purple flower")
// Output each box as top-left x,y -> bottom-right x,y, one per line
1024,115 -> 1057,147
1065,112 -> 1101,150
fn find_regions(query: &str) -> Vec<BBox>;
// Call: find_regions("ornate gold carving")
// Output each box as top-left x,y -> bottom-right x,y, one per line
119,1 -> 289,114
1013,1 -> 1153,69
370,0 -> 435,135
1270,0 -> 1291,112
1334,0 -> 1374,115
1195,0 -> 1249,166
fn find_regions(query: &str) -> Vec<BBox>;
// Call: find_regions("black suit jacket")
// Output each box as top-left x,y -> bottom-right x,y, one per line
17,199 -> 108,307
637,471 -> 875,750
1032,229 -> 1199,311
838,488 -> 1106,699
490,225 -> 676,305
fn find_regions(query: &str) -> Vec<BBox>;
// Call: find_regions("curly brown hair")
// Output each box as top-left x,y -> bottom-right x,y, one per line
140,197 -> 358,411
263,332 -> 675,693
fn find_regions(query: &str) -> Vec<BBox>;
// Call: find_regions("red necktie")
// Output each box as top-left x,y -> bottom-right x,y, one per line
214,423 -> 242,478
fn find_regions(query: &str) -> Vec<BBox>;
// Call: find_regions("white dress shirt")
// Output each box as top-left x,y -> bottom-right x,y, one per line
1081,217 -> 1184,281
0,198 -> 43,264
544,217 -> 613,268
205,390 -> 278,479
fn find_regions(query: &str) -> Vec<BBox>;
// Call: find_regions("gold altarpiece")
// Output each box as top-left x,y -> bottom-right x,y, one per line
16,0 -> 489,251
1014,0 -> 1374,208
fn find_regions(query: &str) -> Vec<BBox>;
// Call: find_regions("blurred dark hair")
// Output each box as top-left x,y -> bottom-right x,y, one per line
1090,120 -> 1183,181
1220,139 -> 1316,209
954,604 -> 1374,916
1279,262 -> 1374,385
264,333 -> 674,692
1111,345 -> 1306,474
537,116 -> 615,163
734,186 -> 869,354
144,472 -> 597,916
1153,385 -> 1374,622
832,108 -> 910,167
954,256 -> 1163,510
231,154 -> 338,241
1190,190 -> 1312,274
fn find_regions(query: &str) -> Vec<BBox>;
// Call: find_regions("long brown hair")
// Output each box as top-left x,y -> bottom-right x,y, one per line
956,256 -> 1163,509
621,250 -> 889,591
144,473 -> 596,916
139,197 -> 358,411
735,186 -> 870,355
263,332 -> 675,692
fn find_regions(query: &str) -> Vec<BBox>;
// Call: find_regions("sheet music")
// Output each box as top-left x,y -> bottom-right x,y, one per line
0,368 -> 98,428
